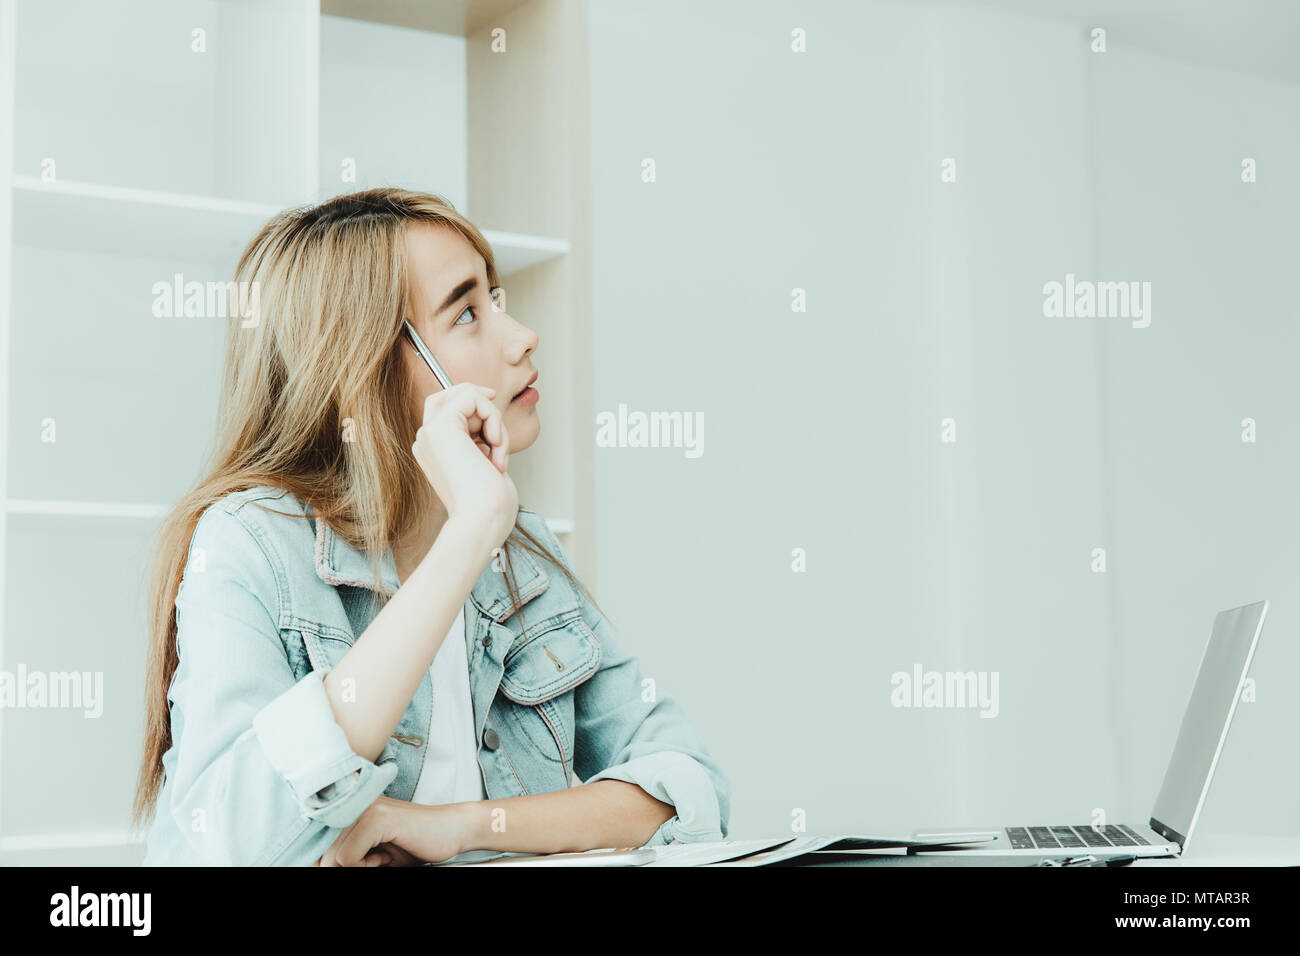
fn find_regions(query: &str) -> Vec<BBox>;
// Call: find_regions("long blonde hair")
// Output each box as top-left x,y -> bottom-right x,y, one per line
131,187 -> 602,832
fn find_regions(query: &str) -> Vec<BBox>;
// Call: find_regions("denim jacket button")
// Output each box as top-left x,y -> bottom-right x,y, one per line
483,727 -> 500,750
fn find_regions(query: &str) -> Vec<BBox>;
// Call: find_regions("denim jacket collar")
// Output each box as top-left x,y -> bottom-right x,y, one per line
312,513 -> 402,594
311,512 -> 551,623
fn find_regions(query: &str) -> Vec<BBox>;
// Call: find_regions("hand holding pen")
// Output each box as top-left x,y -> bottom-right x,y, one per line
403,319 -> 518,544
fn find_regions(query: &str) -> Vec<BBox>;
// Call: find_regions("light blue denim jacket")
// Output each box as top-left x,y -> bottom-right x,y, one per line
141,486 -> 730,865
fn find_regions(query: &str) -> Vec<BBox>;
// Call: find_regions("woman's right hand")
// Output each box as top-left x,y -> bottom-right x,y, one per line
411,382 -> 518,543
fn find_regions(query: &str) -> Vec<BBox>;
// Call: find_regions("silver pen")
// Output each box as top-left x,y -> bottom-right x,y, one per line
403,318 -> 454,390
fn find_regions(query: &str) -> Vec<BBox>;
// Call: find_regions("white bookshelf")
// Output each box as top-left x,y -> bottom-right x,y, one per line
0,0 -> 584,864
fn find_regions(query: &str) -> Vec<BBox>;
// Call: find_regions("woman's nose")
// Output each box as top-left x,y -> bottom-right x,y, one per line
511,315 -> 539,353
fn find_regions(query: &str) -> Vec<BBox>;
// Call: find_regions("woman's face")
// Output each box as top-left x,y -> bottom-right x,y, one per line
401,221 -> 541,454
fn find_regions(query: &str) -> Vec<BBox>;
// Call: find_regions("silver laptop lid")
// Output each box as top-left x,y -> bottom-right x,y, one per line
1150,600 -> 1268,853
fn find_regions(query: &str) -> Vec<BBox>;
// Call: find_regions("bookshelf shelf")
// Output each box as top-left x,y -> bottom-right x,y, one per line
13,177 -> 571,274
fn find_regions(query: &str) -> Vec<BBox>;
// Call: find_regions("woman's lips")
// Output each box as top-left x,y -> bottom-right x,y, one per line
511,386 -> 539,405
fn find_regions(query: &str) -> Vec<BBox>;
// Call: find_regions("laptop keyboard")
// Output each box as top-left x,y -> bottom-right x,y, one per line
1005,824 -> 1151,850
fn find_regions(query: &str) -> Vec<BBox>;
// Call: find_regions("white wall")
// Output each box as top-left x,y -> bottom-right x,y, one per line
585,0 -> 1299,841
1088,46 -> 1300,838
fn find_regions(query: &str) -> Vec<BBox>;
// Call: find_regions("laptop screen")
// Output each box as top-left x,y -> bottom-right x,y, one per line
1149,600 -> 1267,851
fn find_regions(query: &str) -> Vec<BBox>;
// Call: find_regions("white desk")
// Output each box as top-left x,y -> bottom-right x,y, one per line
1129,833 -> 1300,866
783,833 -> 1300,867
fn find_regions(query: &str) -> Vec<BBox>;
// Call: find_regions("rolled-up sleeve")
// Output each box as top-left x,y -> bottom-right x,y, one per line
528,515 -> 731,848
252,670 -> 398,828
154,504 -> 398,866
584,751 -> 727,847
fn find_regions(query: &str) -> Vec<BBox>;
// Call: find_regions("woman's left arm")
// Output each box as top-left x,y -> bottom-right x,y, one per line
446,561 -> 732,857
316,783 -> 673,865
320,605 -> 726,863
320,519 -> 731,865
457,516 -> 731,854
321,637 -> 729,864
449,779 -> 676,855
531,520 -> 732,849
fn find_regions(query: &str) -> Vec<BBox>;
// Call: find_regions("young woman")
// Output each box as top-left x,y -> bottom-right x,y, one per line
131,187 -> 730,866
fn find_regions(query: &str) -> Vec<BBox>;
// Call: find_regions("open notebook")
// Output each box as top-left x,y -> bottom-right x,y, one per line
429,834 -> 992,867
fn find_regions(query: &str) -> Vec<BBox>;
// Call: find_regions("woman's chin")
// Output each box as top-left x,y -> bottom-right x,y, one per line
506,413 -> 540,453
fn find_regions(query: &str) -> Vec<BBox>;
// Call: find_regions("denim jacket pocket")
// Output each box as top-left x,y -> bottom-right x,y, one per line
498,611 -> 602,706
497,612 -> 602,785
293,624 -> 354,674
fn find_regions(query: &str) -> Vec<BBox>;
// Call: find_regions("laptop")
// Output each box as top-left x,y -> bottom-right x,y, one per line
909,600 -> 1268,858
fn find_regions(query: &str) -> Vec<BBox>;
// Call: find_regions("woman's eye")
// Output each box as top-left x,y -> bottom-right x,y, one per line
454,305 -> 477,326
